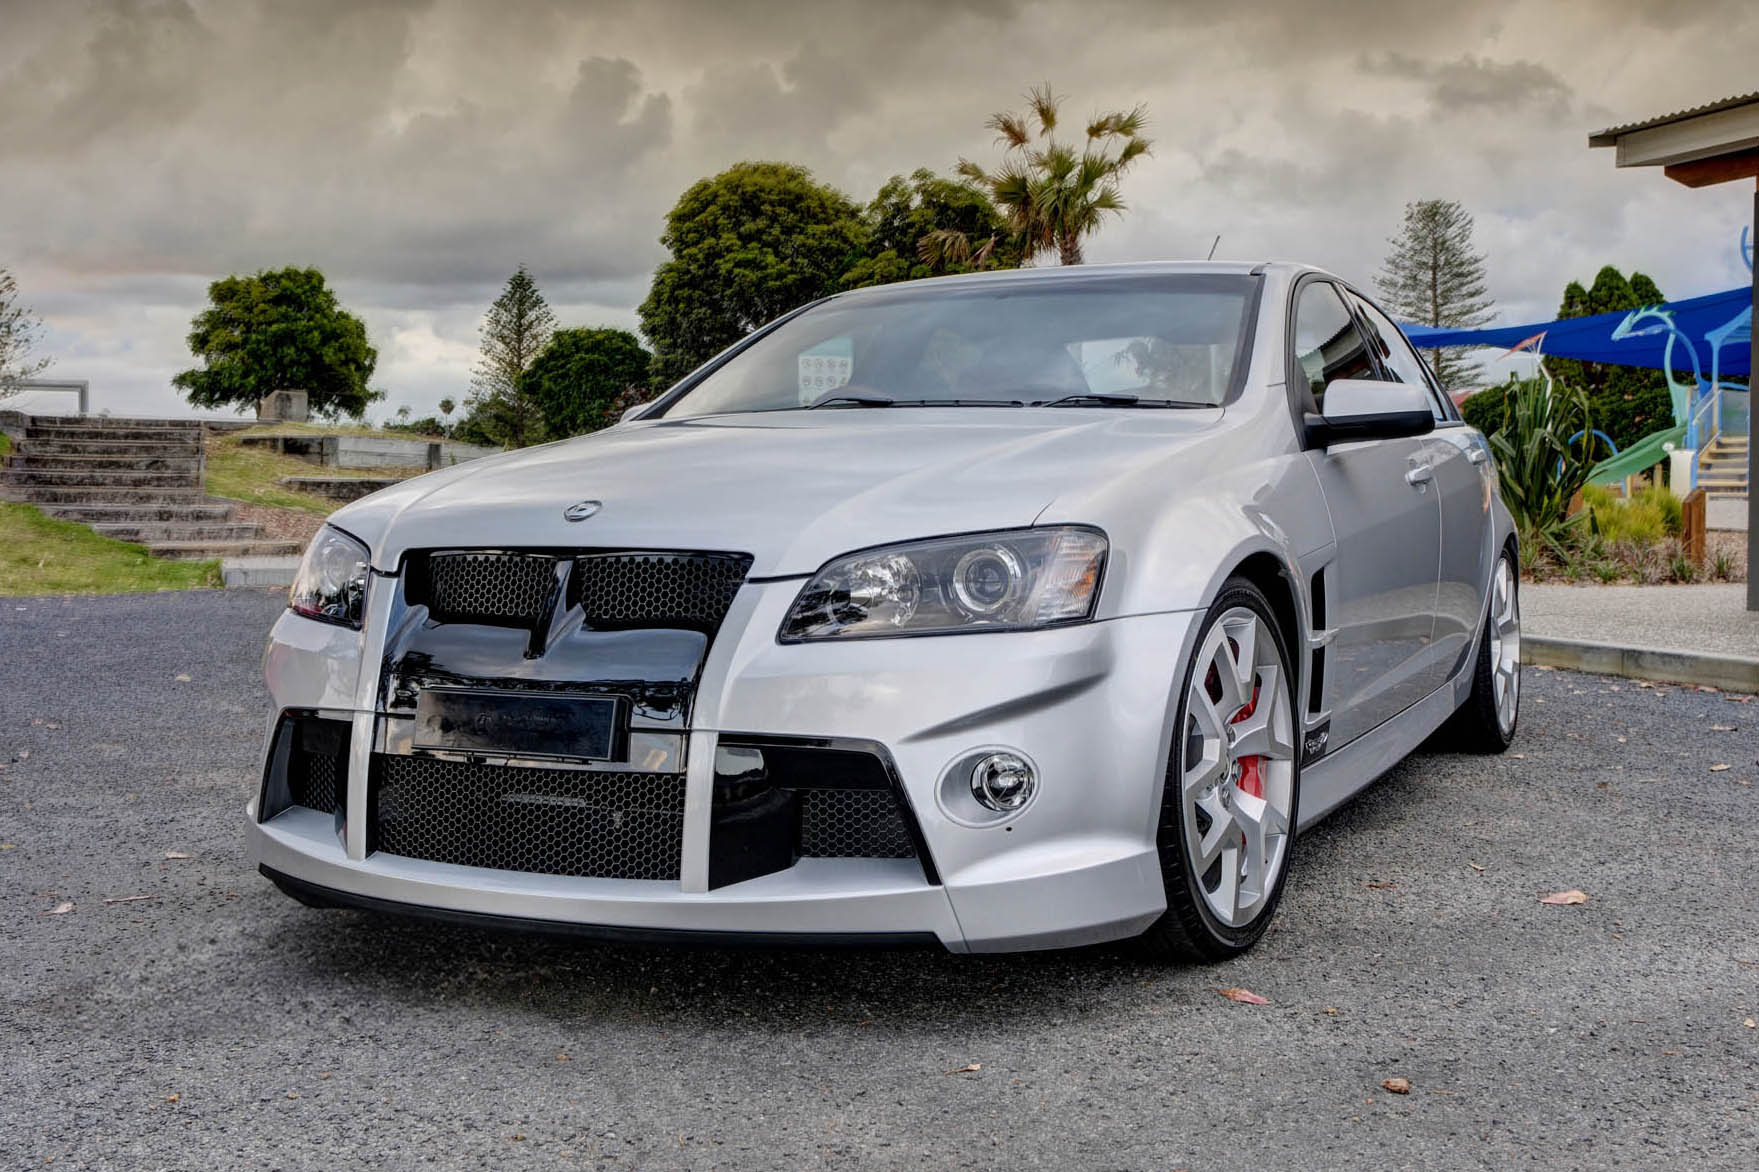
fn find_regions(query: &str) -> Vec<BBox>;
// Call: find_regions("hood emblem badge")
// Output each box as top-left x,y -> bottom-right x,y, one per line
562,500 -> 602,522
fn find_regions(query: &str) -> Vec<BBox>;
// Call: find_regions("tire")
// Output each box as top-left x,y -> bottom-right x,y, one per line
1139,577 -> 1301,962
1442,548 -> 1521,754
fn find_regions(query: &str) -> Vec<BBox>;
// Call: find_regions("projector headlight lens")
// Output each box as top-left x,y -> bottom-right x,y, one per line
779,526 -> 1105,642
288,525 -> 370,629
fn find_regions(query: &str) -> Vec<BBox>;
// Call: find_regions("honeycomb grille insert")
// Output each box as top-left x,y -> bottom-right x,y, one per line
372,755 -> 685,880
425,552 -> 556,625
798,789 -> 917,859
571,552 -> 754,632
289,749 -> 341,815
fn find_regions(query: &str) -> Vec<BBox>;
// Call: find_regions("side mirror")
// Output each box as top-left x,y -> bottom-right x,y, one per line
1305,379 -> 1435,447
619,404 -> 650,424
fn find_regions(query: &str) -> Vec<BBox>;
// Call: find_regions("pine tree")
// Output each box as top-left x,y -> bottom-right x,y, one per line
1375,200 -> 1494,391
464,265 -> 556,447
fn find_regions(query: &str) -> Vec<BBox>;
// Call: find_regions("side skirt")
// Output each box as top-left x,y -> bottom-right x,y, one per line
1296,662 -> 1470,832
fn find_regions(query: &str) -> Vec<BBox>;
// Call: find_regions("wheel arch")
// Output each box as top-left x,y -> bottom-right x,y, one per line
1227,551 -> 1303,672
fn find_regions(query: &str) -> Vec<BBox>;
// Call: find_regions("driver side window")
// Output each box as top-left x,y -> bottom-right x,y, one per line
1291,283 -> 1374,411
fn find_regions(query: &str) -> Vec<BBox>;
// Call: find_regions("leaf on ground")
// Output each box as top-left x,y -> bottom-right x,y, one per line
0,843 -> 15,851
1467,861 -> 1486,873
174,673 -> 192,683
102,894 -> 157,905
15,749 -> 28,761
1697,685 -> 1721,693
1710,763 -> 1732,772
944,1063 -> 981,1075
1743,1018 -> 1756,1029
1216,987 -> 1269,1005
1510,753 -> 1525,759
1540,889 -> 1589,906
1382,1077 -> 1412,1095
46,901 -> 74,915
164,851 -> 192,860
1711,725 -> 1736,732
1366,881 -> 1397,890
165,1094 -> 179,1103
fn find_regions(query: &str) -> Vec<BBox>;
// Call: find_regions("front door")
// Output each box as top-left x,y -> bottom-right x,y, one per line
1346,289 -> 1494,684
1292,281 -> 1442,748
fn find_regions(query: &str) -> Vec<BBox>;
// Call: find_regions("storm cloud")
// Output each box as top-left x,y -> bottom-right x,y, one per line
2,0 -> 1754,416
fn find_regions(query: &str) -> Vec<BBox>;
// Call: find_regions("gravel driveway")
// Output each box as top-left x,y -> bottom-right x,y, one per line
3,591 -> 1756,1170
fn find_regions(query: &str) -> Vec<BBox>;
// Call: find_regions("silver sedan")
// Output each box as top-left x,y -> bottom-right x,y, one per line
248,261 -> 1519,959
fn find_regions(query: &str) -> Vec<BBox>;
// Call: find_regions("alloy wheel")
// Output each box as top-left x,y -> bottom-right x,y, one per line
1180,607 -> 1297,928
1489,556 -> 1521,737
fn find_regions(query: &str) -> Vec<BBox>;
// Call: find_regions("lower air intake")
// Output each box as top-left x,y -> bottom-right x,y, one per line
372,755 -> 686,880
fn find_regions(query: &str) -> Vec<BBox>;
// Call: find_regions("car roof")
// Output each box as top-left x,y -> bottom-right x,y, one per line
827,259 -> 1333,300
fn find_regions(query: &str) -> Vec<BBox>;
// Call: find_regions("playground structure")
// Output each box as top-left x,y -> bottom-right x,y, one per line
1403,229 -> 1753,500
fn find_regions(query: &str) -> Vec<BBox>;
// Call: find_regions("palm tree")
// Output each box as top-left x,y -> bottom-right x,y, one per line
956,85 -> 1151,266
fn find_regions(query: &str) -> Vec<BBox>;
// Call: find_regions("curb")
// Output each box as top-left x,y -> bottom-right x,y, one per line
1523,634 -> 1759,692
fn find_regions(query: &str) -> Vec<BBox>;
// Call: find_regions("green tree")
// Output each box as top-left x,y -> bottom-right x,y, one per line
639,162 -> 868,386
462,265 -> 556,448
0,267 -> 52,398
1548,265 -> 1674,451
955,85 -> 1151,266
1375,199 -> 1494,392
522,327 -> 652,437
842,168 -> 1023,289
172,267 -> 377,418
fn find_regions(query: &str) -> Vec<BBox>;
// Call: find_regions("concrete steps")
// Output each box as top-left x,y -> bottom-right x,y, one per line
92,522 -> 266,543
8,452 -> 203,473
20,437 -> 202,458
40,502 -> 237,525
0,466 -> 199,489
1,415 -> 304,564
147,538 -> 303,561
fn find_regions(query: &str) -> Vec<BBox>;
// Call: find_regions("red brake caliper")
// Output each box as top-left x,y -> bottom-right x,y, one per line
1230,683 -> 1263,799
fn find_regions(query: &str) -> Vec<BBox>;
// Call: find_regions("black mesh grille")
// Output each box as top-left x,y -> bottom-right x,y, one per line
571,552 -> 753,632
798,789 -> 917,859
290,749 -> 341,814
372,755 -> 685,880
425,552 -> 556,625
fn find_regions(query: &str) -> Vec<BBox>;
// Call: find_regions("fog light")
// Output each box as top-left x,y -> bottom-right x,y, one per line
970,752 -> 1036,812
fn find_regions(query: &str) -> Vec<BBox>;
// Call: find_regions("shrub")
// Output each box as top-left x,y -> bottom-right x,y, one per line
1460,377 -> 1513,437
1487,378 -> 1596,556
1582,483 -> 1678,545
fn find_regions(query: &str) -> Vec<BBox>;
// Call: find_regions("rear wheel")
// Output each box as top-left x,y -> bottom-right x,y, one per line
1140,579 -> 1299,962
1444,549 -> 1520,753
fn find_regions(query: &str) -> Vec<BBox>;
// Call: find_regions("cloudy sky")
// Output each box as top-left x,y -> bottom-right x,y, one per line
2,0 -> 1755,419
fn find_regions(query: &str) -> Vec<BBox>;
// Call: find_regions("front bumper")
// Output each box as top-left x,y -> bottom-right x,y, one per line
248,575 -> 1197,952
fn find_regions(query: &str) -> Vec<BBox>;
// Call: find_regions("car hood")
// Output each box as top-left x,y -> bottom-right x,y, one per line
334,408 -> 1225,576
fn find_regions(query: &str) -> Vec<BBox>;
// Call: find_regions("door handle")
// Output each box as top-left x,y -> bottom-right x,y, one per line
1467,448 -> 1489,465
1405,463 -> 1434,486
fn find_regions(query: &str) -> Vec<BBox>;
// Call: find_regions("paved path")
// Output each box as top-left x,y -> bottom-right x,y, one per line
1525,582 -> 1759,660
4,592 -> 1758,1170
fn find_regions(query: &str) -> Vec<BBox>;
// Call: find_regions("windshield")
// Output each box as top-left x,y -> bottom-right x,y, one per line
655,274 -> 1259,418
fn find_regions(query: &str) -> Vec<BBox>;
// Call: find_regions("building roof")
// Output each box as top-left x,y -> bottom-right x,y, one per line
1589,92 -> 1759,147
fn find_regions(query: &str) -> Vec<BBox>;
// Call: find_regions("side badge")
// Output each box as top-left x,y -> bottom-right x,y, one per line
1301,720 -> 1331,766
563,500 -> 602,523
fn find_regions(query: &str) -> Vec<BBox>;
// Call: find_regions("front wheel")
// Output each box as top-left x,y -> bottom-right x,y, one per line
1139,578 -> 1300,962
1443,549 -> 1521,753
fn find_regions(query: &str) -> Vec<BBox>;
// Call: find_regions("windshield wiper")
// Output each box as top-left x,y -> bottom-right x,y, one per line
806,391 -> 895,409
1031,393 -> 1211,409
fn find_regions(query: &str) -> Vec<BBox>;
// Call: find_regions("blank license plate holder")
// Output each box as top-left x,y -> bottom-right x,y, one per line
413,689 -> 621,761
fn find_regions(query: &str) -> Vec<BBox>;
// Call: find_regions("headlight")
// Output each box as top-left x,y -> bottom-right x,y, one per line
289,525 -> 371,629
780,526 -> 1107,642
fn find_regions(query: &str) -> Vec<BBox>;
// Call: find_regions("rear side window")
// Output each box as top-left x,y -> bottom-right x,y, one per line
1291,282 -> 1374,410
1345,291 -> 1453,421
